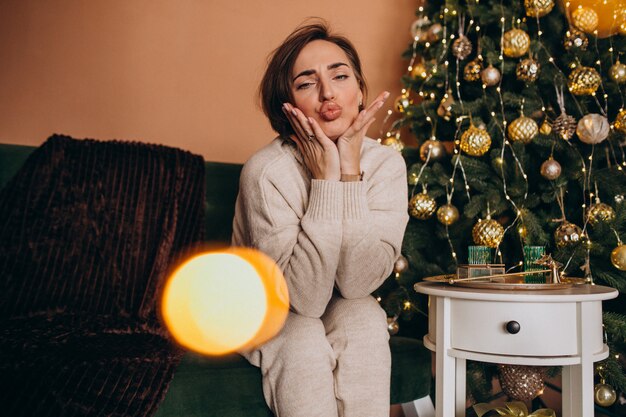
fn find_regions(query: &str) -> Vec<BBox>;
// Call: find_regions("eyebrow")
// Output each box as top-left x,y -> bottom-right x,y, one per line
292,62 -> 350,82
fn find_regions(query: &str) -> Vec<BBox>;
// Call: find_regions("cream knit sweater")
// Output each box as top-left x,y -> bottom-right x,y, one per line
232,137 -> 409,318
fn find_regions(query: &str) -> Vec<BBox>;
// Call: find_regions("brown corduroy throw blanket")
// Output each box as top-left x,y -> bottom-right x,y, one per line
0,135 -> 205,416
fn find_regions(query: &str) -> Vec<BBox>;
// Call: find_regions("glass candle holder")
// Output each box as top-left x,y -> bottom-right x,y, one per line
468,245 -> 492,265
523,245 -> 545,283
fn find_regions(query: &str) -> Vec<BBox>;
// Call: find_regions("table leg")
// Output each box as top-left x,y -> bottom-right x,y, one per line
455,358 -> 466,416
435,296 -> 457,417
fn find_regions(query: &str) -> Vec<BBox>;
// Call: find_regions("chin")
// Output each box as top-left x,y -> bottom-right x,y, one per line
319,119 -> 353,141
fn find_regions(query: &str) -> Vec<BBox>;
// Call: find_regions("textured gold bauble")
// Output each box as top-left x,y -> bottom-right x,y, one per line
437,204 -> 459,225
568,66 -> 602,96
498,365 -> 545,401
540,119 -> 552,135
427,23 -> 443,42
609,61 -> 626,84
571,7 -> 599,34
394,255 -> 409,273
553,113 -> 577,140
472,218 -> 504,248
516,58 -> 541,83
576,114 -> 610,145
409,192 -> 437,220
540,158 -> 562,180
554,221 -> 583,247
420,139 -> 447,162
564,28 -> 589,51
594,383 -> 617,407
411,62 -> 428,79
481,65 -> 501,87
508,116 -> 539,144
464,59 -> 483,82
587,203 -> 616,226
394,95 -> 413,113
410,17 -> 430,41
524,0 -> 554,17
387,317 -> 400,336
502,29 -> 530,58
452,35 -> 473,60
614,109 -> 626,134
381,136 -> 405,152
460,125 -> 492,156
611,245 -> 626,271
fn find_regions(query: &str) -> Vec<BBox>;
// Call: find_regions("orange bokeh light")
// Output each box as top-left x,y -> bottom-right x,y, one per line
161,247 -> 289,355
561,0 -> 626,38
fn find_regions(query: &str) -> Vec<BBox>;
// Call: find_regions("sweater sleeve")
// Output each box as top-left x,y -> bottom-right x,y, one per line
232,158 -> 343,318
334,151 -> 409,299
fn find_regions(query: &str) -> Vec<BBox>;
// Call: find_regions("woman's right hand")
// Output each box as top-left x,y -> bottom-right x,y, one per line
283,103 -> 341,181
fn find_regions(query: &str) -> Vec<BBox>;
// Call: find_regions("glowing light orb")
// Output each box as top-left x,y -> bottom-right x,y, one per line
161,247 -> 289,355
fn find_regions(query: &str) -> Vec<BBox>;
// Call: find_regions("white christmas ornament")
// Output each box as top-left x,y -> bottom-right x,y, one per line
576,114 -> 610,144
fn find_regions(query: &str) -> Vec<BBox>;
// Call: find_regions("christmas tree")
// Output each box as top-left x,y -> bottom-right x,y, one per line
376,0 -> 626,409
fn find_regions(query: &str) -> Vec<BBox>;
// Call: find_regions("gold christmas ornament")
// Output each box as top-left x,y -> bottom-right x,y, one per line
566,0 -> 625,38
409,192 -> 437,220
587,202 -> 615,225
452,35 -> 473,60
427,23 -> 443,42
411,62 -> 428,79
540,158 -> 562,180
460,125 -> 492,156
516,58 -> 541,83
568,66 -> 601,96
381,135 -> 405,152
410,17 -> 430,41
609,61 -> 626,84
437,203 -> 459,225
614,109 -> 626,134
524,0 -> 554,17
464,59 -> 483,82
502,29 -> 530,58
472,217 -> 504,248
563,28 -> 588,51
553,113 -> 577,140
481,65 -> 501,87
571,7 -> 599,34
437,90 -> 455,121
394,255 -> 409,273
611,245 -> 626,270
554,221 -> 583,247
540,119 -> 552,135
594,383 -> 617,407
498,365 -> 546,401
394,95 -> 412,113
387,317 -> 400,335
419,139 -> 447,162
576,114 -> 610,145
508,116 -> 539,144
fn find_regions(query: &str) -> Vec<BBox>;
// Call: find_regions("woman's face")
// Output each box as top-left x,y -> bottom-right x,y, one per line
290,40 -> 363,141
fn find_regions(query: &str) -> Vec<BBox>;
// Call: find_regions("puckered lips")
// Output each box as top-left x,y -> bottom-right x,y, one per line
319,102 -> 342,122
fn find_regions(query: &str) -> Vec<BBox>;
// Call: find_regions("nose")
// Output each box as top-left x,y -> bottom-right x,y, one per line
319,77 -> 335,101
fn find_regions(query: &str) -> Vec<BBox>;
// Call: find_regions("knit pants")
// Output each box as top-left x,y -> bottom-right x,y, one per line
242,294 -> 391,417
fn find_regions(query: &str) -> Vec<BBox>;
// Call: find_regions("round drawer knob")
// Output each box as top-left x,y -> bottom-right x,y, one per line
505,321 -> 521,334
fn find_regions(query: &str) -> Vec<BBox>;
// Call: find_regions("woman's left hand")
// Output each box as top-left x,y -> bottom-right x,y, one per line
336,91 -> 390,175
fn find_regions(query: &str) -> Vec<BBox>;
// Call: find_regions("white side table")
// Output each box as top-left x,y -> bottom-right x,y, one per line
414,281 -> 618,417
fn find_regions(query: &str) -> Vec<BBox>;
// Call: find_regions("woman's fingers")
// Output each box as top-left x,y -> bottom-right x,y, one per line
347,91 -> 390,134
283,103 -> 314,141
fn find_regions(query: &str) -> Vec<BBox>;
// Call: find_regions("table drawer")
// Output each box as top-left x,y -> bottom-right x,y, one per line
449,299 -> 595,356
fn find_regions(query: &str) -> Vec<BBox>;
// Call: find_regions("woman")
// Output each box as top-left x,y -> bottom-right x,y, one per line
232,21 -> 409,417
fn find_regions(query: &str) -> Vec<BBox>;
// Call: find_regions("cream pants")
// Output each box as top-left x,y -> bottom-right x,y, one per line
243,294 -> 391,417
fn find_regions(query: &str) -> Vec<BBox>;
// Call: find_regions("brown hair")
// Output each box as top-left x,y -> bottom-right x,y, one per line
259,20 -> 368,138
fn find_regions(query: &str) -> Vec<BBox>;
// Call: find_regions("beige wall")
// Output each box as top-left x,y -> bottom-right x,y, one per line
0,0 -> 418,164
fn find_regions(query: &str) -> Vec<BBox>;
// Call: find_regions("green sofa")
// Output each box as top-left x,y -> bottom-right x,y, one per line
0,140 -> 432,417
